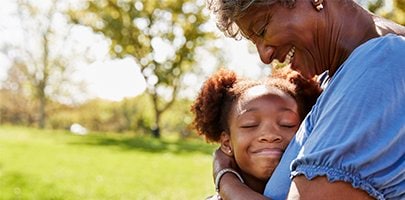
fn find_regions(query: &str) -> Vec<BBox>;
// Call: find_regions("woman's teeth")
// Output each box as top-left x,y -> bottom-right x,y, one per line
284,46 -> 295,64
270,46 -> 295,69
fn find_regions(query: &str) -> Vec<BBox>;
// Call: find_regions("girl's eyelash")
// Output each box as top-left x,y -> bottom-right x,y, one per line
240,124 -> 257,128
280,124 -> 297,128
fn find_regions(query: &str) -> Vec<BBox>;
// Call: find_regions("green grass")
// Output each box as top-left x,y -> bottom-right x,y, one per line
0,125 -> 218,200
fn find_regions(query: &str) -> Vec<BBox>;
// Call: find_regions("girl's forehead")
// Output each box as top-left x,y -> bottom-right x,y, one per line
243,85 -> 286,100
236,84 -> 297,110
230,84 -> 298,118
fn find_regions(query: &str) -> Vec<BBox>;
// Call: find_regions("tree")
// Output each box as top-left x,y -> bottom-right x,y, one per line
70,0 -> 218,137
1,0 -> 93,128
381,0 -> 405,25
359,0 -> 405,25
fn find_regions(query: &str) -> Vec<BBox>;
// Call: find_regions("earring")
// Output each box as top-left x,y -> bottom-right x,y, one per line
228,150 -> 232,154
312,0 -> 323,11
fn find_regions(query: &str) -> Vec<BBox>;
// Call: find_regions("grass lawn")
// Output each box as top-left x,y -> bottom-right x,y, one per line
0,125 -> 218,200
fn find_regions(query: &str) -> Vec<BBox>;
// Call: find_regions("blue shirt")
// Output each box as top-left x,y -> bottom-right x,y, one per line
264,34 -> 405,200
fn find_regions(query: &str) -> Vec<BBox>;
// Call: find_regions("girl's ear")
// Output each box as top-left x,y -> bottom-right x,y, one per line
220,131 -> 233,156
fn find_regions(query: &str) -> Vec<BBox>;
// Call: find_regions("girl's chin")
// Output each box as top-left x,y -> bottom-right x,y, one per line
254,168 -> 275,181
242,169 -> 272,181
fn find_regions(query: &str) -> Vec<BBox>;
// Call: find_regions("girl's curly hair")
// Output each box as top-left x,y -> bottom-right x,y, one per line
191,67 -> 321,143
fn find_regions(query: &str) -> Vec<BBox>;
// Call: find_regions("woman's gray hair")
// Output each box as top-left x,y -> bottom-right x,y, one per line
206,0 -> 296,39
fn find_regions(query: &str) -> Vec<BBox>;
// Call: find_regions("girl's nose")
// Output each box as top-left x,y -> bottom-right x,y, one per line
258,126 -> 282,143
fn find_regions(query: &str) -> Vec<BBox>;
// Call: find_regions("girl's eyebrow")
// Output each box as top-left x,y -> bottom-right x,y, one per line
236,107 -> 259,118
278,107 -> 300,118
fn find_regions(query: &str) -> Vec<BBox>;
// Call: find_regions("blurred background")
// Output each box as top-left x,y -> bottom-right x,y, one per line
0,0 -> 403,199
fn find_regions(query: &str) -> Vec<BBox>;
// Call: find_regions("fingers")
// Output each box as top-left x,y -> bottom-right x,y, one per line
212,147 -> 238,180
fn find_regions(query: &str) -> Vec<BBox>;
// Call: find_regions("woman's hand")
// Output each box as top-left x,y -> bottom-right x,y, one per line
212,148 -> 238,181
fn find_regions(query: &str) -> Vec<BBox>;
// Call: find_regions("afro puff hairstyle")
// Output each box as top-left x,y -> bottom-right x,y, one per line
191,67 -> 322,143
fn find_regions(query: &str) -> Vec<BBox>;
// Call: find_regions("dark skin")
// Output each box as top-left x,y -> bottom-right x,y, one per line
214,150 -> 374,200
237,0 -> 405,79
214,0 -> 405,199
218,87 -> 299,194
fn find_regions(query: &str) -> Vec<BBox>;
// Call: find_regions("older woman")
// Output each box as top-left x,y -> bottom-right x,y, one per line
207,0 -> 405,199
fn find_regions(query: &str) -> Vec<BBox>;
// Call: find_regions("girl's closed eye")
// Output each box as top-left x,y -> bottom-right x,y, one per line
279,119 -> 299,128
279,112 -> 300,129
280,124 -> 297,129
240,124 -> 259,129
239,120 -> 259,129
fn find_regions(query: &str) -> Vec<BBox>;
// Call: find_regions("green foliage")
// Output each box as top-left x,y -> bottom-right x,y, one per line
0,88 -> 199,137
0,125 -> 217,199
387,0 -> 405,25
69,0 -> 219,136
365,0 -> 405,25
48,98 -> 139,133
130,94 -> 155,133
161,98 -> 196,138
367,0 -> 384,13
0,89 -> 37,126
1,0 -> 95,128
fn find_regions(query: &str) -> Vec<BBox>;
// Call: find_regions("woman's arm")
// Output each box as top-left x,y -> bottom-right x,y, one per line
219,173 -> 269,200
213,149 -> 270,200
287,176 -> 374,200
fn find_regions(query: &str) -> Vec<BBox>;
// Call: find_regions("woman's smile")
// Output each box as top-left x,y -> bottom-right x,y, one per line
284,46 -> 295,64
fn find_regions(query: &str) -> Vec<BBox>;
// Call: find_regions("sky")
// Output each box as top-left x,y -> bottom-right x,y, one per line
0,0 -> 264,102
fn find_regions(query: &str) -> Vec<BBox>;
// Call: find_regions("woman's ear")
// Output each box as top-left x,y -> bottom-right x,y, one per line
220,131 -> 233,156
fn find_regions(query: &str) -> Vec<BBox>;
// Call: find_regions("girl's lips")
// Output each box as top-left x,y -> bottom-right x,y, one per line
252,148 -> 283,157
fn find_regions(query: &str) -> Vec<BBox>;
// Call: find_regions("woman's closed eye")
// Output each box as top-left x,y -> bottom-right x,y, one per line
256,26 -> 267,37
253,19 -> 269,37
246,22 -> 267,42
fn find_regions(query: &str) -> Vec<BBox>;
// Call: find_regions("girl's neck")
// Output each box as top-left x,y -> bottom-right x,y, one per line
240,171 -> 268,194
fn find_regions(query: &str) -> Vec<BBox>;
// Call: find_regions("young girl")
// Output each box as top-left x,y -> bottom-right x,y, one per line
191,67 -> 322,198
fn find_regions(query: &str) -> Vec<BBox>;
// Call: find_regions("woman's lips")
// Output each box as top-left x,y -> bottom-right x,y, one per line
270,46 -> 295,68
284,46 -> 295,64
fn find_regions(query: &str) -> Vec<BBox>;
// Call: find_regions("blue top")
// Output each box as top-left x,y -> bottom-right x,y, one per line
263,34 -> 405,200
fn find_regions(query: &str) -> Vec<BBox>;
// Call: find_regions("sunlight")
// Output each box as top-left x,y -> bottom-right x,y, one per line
83,58 -> 146,101
0,0 -> 263,103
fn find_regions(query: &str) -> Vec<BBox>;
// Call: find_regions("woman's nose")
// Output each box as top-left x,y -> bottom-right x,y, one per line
256,42 -> 275,64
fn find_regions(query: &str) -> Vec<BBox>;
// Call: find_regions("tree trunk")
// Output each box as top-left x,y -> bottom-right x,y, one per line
151,111 -> 161,138
39,91 -> 46,129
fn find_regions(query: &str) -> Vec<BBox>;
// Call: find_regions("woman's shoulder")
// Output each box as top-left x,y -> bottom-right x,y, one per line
205,193 -> 222,200
345,34 -> 405,68
359,34 -> 405,54
322,34 -> 405,103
